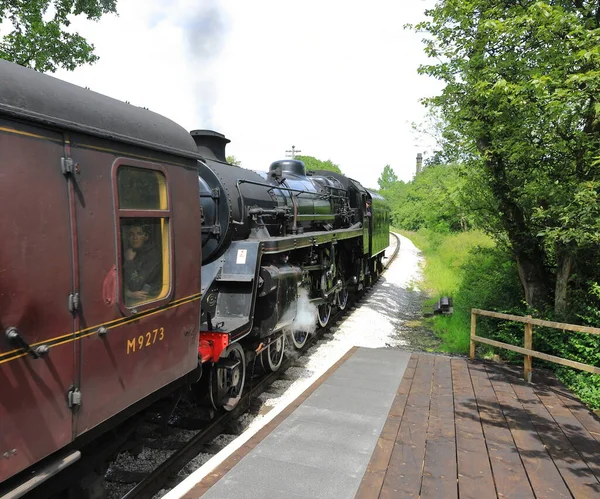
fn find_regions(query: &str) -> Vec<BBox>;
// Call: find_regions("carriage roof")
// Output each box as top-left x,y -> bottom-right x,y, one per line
0,59 -> 199,159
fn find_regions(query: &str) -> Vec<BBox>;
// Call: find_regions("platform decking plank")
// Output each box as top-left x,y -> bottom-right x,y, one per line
420,356 -> 458,498
355,355 -> 417,499
484,364 -> 573,498
468,362 -> 535,499
530,384 -> 600,488
507,380 -> 600,497
451,359 -> 496,499
554,392 -> 600,449
380,354 -> 435,498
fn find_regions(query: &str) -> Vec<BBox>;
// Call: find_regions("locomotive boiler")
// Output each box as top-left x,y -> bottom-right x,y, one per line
0,60 -> 390,498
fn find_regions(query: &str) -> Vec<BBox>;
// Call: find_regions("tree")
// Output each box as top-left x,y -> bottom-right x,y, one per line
413,1 -> 600,315
0,0 -> 118,72
385,164 -> 470,232
377,165 -> 399,190
295,155 -> 342,174
226,155 -> 242,166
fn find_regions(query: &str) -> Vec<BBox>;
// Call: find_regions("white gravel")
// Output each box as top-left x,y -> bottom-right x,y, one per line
163,233 -> 424,499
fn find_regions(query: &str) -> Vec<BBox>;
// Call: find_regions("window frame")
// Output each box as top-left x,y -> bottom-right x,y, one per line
112,158 -> 174,315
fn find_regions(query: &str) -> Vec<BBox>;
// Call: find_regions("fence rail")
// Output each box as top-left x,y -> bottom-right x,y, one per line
470,308 -> 600,381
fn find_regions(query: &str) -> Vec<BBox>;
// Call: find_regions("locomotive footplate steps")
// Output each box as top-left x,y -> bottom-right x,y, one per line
165,349 -> 600,499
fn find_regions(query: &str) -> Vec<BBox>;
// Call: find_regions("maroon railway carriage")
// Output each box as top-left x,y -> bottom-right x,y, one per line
0,60 -> 202,493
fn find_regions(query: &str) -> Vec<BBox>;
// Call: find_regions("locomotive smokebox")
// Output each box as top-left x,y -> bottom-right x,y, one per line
191,129 -> 230,162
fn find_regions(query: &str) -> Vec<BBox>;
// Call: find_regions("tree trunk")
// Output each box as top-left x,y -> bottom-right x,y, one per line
476,141 -> 551,309
514,253 -> 550,310
554,246 -> 574,319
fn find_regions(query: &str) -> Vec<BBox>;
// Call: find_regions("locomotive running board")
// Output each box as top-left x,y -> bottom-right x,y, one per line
260,227 -> 364,255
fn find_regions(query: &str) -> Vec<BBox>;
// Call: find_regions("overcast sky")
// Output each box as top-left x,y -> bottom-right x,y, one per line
53,0 -> 441,188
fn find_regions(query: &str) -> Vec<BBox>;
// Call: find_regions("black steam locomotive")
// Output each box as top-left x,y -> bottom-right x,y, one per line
193,130 -> 390,411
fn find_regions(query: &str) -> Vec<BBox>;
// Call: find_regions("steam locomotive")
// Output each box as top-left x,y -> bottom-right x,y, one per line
0,60 -> 389,496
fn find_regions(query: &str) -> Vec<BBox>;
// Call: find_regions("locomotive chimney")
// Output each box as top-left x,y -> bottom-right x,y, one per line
416,152 -> 423,174
190,129 -> 230,162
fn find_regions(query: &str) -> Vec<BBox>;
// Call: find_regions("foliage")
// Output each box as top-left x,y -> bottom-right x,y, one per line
407,228 -> 600,407
449,246 -> 525,357
295,155 -> 342,175
412,108 -> 465,167
401,230 -> 512,353
0,0 -> 117,72
411,0 -> 600,314
556,367 -> 600,409
377,165 -> 398,190
382,163 -> 472,233
404,1 -> 600,406
226,155 -> 241,166
402,229 -> 494,295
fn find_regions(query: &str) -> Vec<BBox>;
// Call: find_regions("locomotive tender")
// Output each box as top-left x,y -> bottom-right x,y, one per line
0,60 -> 389,496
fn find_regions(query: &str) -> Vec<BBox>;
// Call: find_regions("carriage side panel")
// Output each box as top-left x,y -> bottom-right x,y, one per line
0,122 -> 76,482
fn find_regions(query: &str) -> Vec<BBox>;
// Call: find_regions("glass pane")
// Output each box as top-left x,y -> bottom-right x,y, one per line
118,167 -> 167,210
121,218 -> 170,306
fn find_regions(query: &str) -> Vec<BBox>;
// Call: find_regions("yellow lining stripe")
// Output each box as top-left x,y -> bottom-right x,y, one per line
0,294 -> 201,364
0,125 -> 60,141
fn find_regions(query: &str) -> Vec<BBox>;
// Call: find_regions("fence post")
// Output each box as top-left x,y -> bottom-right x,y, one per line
470,310 -> 476,360
524,315 -> 533,382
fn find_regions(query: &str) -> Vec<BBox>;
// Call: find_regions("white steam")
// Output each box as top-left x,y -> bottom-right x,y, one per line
288,287 -> 318,336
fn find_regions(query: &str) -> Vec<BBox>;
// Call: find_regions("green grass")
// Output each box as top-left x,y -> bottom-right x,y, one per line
399,228 -> 493,294
433,311 -> 473,353
399,228 -> 494,353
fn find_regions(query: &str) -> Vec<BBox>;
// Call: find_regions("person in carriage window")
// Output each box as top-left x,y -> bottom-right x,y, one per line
123,223 -> 162,303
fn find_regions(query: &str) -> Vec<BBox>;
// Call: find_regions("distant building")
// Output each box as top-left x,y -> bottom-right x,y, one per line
416,153 -> 423,174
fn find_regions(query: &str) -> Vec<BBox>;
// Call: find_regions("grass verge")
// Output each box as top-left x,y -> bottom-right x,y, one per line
398,229 -> 494,353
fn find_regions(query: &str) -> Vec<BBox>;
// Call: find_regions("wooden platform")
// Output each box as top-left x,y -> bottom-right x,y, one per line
357,354 -> 600,499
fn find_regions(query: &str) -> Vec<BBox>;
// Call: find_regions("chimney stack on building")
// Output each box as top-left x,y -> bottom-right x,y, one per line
416,153 -> 423,174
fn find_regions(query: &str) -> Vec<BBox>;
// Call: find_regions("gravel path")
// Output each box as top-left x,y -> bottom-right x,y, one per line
163,232 -> 437,499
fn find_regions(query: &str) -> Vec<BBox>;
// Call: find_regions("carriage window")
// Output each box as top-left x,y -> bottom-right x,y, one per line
118,167 -> 168,210
117,166 -> 170,307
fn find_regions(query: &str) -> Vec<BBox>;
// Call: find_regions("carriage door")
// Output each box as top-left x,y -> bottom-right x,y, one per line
0,125 -> 76,482
71,152 -> 177,436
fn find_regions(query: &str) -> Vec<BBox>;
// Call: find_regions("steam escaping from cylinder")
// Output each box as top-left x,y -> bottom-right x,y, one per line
288,288 -> 318,336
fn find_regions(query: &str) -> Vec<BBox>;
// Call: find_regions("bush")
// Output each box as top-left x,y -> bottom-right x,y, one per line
434,245 -> 524,354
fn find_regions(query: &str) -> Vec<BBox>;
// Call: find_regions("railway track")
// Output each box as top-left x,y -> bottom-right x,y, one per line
108,233 -> 401,499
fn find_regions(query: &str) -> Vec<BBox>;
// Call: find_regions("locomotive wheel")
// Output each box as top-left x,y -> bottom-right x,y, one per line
318,304 -> 331,328
336,286 -> 349,310
209,343 -> 246,412
260,334 -> 285,372
374,262 -> 383,281
336,259 -> 349,310
290,330 -> 309,350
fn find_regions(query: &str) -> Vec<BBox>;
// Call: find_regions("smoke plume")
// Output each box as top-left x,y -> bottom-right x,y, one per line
182,0 -> 229,128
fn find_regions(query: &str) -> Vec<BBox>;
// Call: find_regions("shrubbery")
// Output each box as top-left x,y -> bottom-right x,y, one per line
403,228 -> 600,408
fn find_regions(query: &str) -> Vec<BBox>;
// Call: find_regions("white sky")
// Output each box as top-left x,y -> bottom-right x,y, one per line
53,0 -> 441,188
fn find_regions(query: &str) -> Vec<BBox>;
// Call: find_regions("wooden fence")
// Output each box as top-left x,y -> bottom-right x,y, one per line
470,308 -> 600,381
